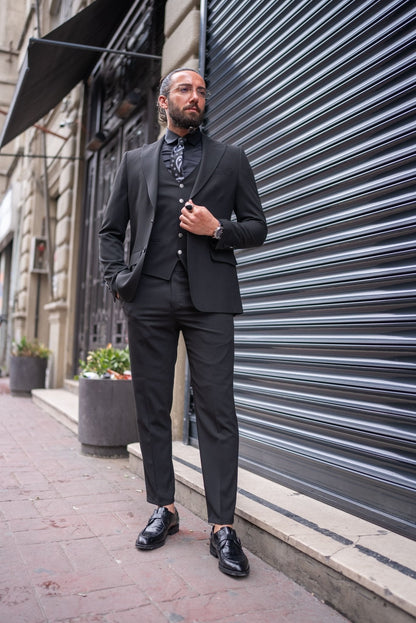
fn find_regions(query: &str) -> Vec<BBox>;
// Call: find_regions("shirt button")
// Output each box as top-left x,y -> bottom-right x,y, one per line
177,250 -> 183,256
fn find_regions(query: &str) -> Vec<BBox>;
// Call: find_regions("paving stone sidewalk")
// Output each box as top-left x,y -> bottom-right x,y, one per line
0,384 -> 350,623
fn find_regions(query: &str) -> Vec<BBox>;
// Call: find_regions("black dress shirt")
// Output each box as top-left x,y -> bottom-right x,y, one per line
162,128 -> 202,178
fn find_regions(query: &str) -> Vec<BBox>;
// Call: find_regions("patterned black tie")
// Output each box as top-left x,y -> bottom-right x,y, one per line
170,137 -> 185,183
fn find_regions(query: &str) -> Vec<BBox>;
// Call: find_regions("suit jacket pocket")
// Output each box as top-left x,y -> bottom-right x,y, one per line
116,250 -> 146,301
209,247 -> 237,265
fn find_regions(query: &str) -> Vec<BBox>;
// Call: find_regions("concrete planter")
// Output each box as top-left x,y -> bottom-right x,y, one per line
9,355 -> 48,397
78,377 -> 138,457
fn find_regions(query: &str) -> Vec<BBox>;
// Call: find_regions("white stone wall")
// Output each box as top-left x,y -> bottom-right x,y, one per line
0,1 -> 89,383
0,0 -> 26,191
162,0 -> 200,75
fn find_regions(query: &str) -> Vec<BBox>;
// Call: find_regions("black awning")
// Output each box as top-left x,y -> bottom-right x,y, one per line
0,0 -> 138,148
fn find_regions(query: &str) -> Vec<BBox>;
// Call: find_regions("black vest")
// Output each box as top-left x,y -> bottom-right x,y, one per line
141,156 -> 199,280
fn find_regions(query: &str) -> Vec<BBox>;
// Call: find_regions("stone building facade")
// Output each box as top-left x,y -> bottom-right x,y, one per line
0,0 -> 200,438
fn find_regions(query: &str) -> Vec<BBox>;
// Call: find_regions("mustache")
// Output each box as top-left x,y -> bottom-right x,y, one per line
184,104 -> 200,112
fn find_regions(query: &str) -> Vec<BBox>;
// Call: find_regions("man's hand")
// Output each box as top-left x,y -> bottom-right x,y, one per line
179,200 -> 219,237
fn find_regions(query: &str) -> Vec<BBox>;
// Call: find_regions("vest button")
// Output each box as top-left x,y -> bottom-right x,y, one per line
179,198 -> 184,203
178,232 -> 183,238
179,183 -> 184,188
177,250 -> 183,256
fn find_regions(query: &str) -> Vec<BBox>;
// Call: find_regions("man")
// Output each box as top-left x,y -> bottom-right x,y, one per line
99,68 -> 267,577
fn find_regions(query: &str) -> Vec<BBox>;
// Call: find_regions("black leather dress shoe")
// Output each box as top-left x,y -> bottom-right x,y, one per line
210,526 -> 250,577
135,507 -> 179,550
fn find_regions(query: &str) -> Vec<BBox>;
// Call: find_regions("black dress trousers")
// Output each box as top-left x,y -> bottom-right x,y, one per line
122,262 -> 239,525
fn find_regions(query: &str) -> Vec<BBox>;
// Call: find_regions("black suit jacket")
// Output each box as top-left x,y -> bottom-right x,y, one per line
99,133 -> 267,313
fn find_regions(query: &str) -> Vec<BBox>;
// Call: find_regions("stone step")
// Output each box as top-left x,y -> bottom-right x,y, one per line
32,385 -> 416,623
32,387 -> 78,434
64,378 -> 79,395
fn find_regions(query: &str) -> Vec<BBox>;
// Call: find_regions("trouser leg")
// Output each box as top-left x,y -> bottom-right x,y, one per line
182,312 -> 238,525
123,274 -> 179,507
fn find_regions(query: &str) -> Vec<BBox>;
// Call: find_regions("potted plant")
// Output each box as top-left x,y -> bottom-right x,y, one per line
9,336 -> 50,397
77,344 -> 138,457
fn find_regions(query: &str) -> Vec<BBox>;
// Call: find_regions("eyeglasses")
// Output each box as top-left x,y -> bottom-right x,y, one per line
169,85 -> 209,99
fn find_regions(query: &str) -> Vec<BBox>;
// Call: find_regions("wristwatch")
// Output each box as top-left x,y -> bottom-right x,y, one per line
212,222 -> 224,240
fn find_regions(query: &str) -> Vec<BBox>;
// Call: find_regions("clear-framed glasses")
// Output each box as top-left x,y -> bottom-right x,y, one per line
170,85 -> 209,99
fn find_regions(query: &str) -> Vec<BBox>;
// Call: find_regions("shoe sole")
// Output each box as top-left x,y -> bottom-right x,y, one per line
209,543 -> 250,577
135,523 -> 179,551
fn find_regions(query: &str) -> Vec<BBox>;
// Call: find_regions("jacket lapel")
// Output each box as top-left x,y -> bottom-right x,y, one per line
141,138 -> 164,209
190,134 -> 226,198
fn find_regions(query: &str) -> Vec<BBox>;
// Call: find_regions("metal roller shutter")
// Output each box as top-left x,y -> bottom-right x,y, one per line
204,0 -> 416,538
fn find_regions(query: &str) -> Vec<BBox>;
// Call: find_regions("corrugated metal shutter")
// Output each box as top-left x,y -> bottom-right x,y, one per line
204,0 -> 416,538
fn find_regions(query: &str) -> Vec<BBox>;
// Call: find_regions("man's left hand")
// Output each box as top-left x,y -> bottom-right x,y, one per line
179,200 -> 219,237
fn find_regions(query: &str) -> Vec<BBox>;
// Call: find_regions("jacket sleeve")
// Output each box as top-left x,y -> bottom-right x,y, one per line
98,152 -> 130,298
215,147 -> 267,250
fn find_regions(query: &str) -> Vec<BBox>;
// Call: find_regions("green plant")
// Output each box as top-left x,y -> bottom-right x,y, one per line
79,343 -> 131,378
12,336 -> 50,359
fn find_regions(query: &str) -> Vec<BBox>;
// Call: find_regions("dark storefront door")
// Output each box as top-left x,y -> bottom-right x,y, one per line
75,0 -> 164,368
78,134 -> 126,357
76,114 -> 151,365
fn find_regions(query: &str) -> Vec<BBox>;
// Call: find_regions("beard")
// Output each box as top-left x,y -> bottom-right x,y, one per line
168,100 -> 204,130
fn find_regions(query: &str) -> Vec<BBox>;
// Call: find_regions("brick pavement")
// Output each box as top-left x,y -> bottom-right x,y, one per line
0,382 -> 350,623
